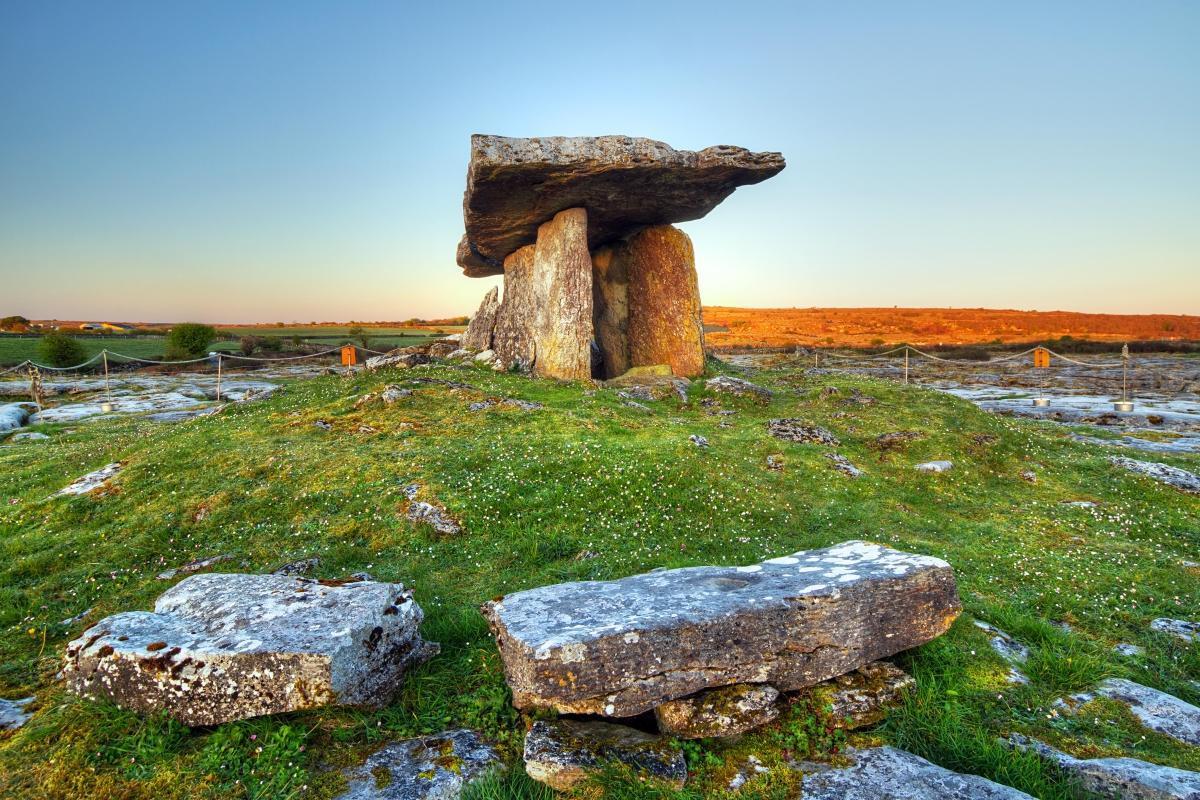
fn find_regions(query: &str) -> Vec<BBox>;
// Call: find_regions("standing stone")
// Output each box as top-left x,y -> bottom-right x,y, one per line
530,208 -> 593,380
462,286 -> 499,351
591,244 -> 630,378
492,245 -> 538,371
625,225 -> 705,378
482,540 -> 960,717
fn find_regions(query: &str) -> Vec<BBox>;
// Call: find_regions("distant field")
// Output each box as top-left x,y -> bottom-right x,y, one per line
217,325 -> 458,337
703,306 -> 1200,350
0,336 -> 241,368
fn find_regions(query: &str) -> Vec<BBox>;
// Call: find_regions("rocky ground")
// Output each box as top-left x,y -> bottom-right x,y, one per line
0,349 -> 1196,799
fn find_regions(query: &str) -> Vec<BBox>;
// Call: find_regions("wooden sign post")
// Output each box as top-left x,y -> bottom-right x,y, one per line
341,345 -> 358,367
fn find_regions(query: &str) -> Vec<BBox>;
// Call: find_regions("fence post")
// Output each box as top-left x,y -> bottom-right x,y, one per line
904,347 -> 909,385
216,354 -> 222,402
103,350 -> 110,395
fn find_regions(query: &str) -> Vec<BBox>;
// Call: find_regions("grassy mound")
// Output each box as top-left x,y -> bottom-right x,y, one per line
1,359 -> 1197,799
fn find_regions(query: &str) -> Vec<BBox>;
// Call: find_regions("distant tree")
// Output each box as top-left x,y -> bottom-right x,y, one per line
38,332 -> 87,367
259,336 -> 282,352
1,315 -> 31,332
348,325 -> 370,348
239,335 -> 260,356
166,323 -> 216,359
290,335 -> 303,347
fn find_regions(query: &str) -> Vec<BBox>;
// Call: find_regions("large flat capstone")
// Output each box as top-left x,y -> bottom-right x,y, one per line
457,135 -> 785,276
63,574 -> 438,726
482,540 -> 960,717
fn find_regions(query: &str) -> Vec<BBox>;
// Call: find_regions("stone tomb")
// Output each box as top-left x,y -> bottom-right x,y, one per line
455,135 -> 785,380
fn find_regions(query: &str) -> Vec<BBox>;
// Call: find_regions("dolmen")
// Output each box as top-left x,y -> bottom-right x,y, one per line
483,540 -> 961,789
455,135 -> 785,380
63,573 -> 438,725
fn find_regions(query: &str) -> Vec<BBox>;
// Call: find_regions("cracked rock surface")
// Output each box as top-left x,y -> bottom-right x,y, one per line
523,718 -> 686,791
63,574 -> 438,725
1062,679 -> 1200,746
799,746 -> 1033,799
1007,733 -> 1200,800
335,729 -> 501,799
482,540 -> 960,717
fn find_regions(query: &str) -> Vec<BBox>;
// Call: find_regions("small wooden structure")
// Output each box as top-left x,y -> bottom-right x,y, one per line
1033,347 -> 1051,368
341,345 -> 358,367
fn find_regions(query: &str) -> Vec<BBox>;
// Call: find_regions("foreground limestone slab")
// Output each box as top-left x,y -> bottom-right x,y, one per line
1063,679 -> 1200,746
1007,733 -> 1200,800
336,729 -> 501,800
0,696 -> 35,730
457,135 -> 785,276
800,746 -> 1033,799
55,462 -> 122,496
63,574 -> 438,725
524,718 -> 686,791
483,540 -> 960,717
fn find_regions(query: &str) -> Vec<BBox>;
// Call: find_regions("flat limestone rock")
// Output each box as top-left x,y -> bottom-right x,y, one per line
655,683 -> 780,738
462,286 -> 499,351
705,375 -> 773,401
0,696 -> 35,730
63,574 -> 438,726
482,540 -> 960,717
55,462 -> 123,496
458,135 -> 785,276
1064,679 -> 1200,746
768,420 -> 840,446
524,718 -> 686,791
1110,457 -> 1200,494
1151,618 -> 1200,643
799,746 -> 1033,799
336,729 -> 501,800
1007,734 -> 1200,800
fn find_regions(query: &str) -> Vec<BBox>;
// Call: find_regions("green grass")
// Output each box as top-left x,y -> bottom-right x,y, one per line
0,337 -> 244,367
0,359 -> 1196,798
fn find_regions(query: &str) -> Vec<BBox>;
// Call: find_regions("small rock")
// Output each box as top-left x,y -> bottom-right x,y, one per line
803,661 -> 915,729
407,500 -> 462,536
1062,500 -> 1098,508
353,393 -> 377,409
523,718 -> 686,791
335,729 -> 502,800
402,484 -> 421,500
974,620 -> 1030,664
727,755 -> 770,792
915,460 -> 954,473
1110,457 -> 1200,494
473,349 -> 496,362
501,398 -> 542,411
621,399 -> 652,413
874,431 -> 923,451
1151,618 -> 1199,643
1006,733 -> 1200,800
55,462 -> 122,496
1020,470 -> 1038,483
10,431 -> 49,441
688,434 -> 709,448
272,557 -> 321,576
446,349 -> 471,360
381,386 -> 412,404
59,607 -> 93,627
157,553 -> 234,581
366,352 -> 431,370
617,385 -> 661,402
63,574 -> 438,725
766,454 -> 784,471
767,419 -> 839,446
427,341 -> 460,359
315,420 -> 334,431
1114,643 -> 1145,657
655,683 -> 780,739
0,697 -> 35,731
468,400 -> 495,412
1061,679 -> 1200,746
705,375 -> 772,402
800,746 -> 1033,799
825,453 -> 864,478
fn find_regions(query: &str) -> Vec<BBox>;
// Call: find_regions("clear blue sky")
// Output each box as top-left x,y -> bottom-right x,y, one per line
2,0 -> 1197,322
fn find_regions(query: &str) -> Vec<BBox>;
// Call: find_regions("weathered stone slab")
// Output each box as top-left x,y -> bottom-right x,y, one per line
804,660 -> 914,729
492,245 -> 538,371
1062,679 -> 1200,746
825,453 -> 864,478
529,208 -> 593,380
916,460 -> 955,473
336,729 -> 501,800
1111,457 -> 1200,494
623,225 -> 705,377
799,746 -> 1033,799
768,420 -> 839,446
0,402 -> 33,432
1007,733 -> 1200,800
655,683 -> 780,738
56,462 -> 122,496
458,135 -> 785,276
482,540 -> 960,717
0,696 -> 34,730
706,375 -> 772,401
462,286 -> 499,352
1152,618 -> 1199,643
63,574 -> 438,725
523,719 -> 686,791
365,352 -> 430,371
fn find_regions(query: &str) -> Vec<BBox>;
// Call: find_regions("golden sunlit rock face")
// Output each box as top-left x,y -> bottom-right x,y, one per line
624,225 -> 705,378
529,209 -> 593,381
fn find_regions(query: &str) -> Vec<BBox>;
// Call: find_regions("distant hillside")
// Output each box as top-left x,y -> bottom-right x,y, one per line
702,307 -> 1200,349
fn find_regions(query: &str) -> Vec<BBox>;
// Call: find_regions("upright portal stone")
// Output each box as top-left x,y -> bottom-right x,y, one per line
482,540 -> 960,717
530,208 -> 593,380
462,286 -> 499,351
625,225 -> 705,377
591,245 -> 630,378
493,245 -> 538,370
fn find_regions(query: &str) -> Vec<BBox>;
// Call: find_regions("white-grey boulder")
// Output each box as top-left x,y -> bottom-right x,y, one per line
1110,457 -> 1200,494
63,574 -> 438,726
336,729 -> 501,800
915,460 -> 954,474
1152,618 -> 1200,643
1062,679 -> 1200,747
55,462 -> 122,496
1007,733 -> 1200,800
799,746 -> 1033,799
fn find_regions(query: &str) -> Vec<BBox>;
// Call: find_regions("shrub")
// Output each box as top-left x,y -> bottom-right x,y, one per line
348,325 -> 370,348
239,336 -> 260,356
166,323 -> 216,358
37,332 -> 88,367
259,336 -> 282,352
